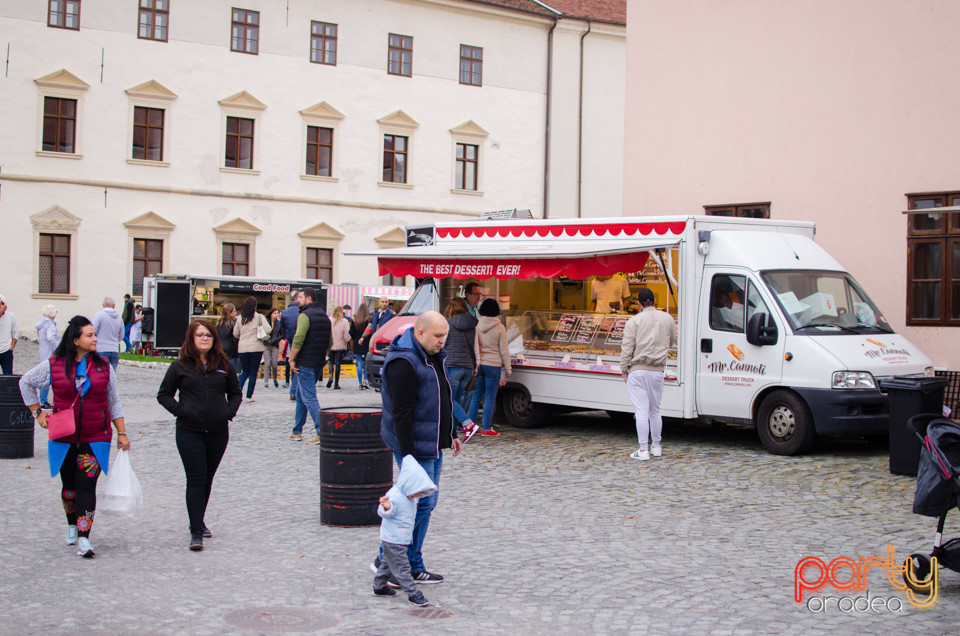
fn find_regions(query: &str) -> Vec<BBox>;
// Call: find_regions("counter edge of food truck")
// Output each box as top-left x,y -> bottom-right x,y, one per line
349,215 -> 933,456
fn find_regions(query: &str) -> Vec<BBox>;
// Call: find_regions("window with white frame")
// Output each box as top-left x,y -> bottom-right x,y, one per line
449,120 -> 488,195
124,211 -> 175,297
300,101 -> 343,182
31,206 -> 81,300
35,69 -> 89,159
214,218 -> 261,276
378,110 -> 418,188
298,222 -> 344,283
219,91 -> 265,174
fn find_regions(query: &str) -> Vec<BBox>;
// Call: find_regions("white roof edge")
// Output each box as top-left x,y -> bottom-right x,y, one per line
346,238 -> 680,259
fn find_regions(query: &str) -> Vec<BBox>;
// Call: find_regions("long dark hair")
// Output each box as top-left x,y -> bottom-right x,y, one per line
179,319 -> 230,372
352,303 -> 370,332
240,296 -> 258,325
53,315 -> 107,378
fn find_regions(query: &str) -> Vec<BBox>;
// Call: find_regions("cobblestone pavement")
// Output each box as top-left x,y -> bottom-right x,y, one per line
2,341 -> 958,635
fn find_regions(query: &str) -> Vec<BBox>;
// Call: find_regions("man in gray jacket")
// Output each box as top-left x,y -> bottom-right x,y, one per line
92,297 -> 125,370
619,288 -> 677,461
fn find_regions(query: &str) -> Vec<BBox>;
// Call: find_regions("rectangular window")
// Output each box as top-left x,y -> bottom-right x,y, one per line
39,233 -> 71,294
382,134 -> 407,183
455,143 -> 478,190
231,8 -> 259,54
132,106 -> 164,161
225,116 -> 254,169
459,45 -> 482,86
222,242 -> 249,276
48,0 -> 80,29
388,33 -> 413,76
138,0 -> 168,41
306,247 -> 332,282
906,192 -> 960,325
310,21 -> 337,65
132,238 -> 163,296
42,97 -> 77,153
305,126 -> 333,176
705,203 -> 770,218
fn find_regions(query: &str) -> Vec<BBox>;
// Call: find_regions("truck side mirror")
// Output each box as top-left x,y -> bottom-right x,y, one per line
746,312 -> 778,346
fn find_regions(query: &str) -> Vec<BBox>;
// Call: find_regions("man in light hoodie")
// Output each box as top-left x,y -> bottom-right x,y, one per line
91,297 -> 125,370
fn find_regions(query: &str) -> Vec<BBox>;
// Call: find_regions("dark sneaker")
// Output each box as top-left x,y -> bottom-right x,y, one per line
408,591 -> 430,607
373,586 -> 397,597
412,571 -> 443,584
189,533 -> 203,551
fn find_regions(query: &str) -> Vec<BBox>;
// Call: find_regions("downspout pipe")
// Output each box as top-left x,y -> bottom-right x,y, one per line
577,19 -> 592,218
534,0 -> 561,219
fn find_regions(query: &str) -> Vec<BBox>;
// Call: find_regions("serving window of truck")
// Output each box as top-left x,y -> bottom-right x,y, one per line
374,221 -> 684,400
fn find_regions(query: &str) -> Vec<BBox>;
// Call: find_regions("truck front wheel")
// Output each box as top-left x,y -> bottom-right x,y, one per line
501,388 -> 548,428
756,390 -> 815,455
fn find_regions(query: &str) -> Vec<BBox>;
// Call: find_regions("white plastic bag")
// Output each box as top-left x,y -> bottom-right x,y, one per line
99,450 -> 142,517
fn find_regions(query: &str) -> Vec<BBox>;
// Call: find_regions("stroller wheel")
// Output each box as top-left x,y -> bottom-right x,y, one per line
904,553 -> 933,594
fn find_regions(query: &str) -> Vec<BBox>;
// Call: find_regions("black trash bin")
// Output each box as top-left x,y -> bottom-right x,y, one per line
318,406 -> 393,527
0,375 -> 35,459
881,376 -> 948,476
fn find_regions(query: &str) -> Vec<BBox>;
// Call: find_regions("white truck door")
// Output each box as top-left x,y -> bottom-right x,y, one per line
696,271 -> 784,419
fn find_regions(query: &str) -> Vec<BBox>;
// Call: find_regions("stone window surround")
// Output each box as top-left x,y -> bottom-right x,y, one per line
300,101 -> 344,183
450,120 -> 488,196
214,218 -> 262,276
125,80 -> 177,167
378,110 -> 419,189
30,206 -> 81,301
298,222 -> 344,283
35,69 -> 89,160
124,211 -> 175,299
218,91 -> 266,175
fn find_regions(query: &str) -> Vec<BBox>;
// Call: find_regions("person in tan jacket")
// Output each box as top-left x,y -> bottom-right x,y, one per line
233,296 -> 271,403
468,298 -> 512,435
620,288 -> 677,461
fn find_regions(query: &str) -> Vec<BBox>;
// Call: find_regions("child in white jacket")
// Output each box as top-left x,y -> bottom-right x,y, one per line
373,455 -> 437,606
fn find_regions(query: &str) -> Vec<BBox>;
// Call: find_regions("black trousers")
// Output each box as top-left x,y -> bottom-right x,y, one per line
60,443 -> 101,538
176,427 -> 229,534
329,350 -> 345,385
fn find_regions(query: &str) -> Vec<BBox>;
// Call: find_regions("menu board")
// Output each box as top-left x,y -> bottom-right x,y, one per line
603,316 -> 630,346
573,314 -> 602,345
551,313 -> 580,343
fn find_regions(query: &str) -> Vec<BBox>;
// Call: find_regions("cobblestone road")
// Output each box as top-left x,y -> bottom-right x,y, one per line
2,341 -> 958,635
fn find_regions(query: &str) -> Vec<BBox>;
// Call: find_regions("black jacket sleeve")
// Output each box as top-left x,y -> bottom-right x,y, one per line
385,359 -> 417,457
156,361 -> 183,417
225,364 -> 243,419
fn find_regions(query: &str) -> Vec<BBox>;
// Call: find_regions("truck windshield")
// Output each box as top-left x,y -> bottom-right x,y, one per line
761,270 -> 894,334
397,279 -> 438,316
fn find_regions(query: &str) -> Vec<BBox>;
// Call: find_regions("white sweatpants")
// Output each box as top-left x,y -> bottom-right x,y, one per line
626,369 -> 664,450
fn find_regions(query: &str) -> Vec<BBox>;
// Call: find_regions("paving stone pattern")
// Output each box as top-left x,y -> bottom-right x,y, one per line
2,341 -> 958,634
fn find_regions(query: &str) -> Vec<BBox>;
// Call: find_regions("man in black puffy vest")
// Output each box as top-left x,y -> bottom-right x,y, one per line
288,287 -> 331,444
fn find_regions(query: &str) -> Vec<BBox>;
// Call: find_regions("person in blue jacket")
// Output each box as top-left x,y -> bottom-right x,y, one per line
372,455 -> 437,607
370,311 -> 461,584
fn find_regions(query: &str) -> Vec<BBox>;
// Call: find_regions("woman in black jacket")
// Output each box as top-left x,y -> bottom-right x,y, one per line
157,319 -> 242,551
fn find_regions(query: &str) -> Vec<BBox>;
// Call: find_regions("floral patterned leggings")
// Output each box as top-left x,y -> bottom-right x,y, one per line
60,444 -> 101,538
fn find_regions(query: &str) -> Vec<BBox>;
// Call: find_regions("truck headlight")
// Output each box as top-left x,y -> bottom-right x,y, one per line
832,371 -> 877,389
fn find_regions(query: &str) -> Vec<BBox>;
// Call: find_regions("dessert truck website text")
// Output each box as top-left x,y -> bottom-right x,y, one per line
795,546 -> 937,612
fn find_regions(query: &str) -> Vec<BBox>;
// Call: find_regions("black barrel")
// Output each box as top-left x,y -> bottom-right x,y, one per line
319,406 -> 392,527
0,375 -> 35,459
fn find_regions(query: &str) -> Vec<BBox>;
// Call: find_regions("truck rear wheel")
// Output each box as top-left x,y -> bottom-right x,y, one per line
756,390 -> 815,455
501,388 -> 548,428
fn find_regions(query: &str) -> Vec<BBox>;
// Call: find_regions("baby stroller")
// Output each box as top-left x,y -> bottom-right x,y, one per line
903,414 -> 960,593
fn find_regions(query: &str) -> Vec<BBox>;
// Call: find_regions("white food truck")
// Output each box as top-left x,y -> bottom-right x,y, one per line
355,215 -> 934,455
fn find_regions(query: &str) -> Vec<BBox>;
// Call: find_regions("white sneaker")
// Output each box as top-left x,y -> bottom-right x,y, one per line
650,446 -> 662,457
65,525 -> 78,545
630,449 -> 651,461
76,537 -> 95,558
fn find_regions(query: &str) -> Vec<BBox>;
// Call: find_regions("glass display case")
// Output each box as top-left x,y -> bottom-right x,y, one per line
506,309 -> 678,377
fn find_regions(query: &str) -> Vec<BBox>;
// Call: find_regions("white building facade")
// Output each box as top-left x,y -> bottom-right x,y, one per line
0,0 -> 625,333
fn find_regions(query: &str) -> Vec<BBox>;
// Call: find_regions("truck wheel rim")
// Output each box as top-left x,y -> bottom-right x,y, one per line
769,406 -> 795,439
508,393 -> 530,417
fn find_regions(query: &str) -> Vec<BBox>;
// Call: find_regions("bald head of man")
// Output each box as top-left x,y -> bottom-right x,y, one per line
413,311 -> 448,355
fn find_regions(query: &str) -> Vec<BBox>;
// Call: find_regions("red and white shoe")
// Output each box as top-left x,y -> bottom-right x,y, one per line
462,423 -> 480,443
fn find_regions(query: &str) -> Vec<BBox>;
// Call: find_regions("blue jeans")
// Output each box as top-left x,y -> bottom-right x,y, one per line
355,353 -> 367,385
39,385 -> 50,405
469,364 -> 501,431
293,365 -> 322,435
447,366 -> 474,426
100,351 -> 119,370
380,452 -> 442,574
237,351 -> 263,399
288,365 -> 300,396
123,323 -> 133,351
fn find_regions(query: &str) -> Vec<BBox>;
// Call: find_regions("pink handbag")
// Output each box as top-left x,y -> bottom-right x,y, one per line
47,394 -> 79,441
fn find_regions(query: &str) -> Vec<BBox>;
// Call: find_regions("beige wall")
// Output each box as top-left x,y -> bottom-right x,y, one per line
624,0 -> 960,367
